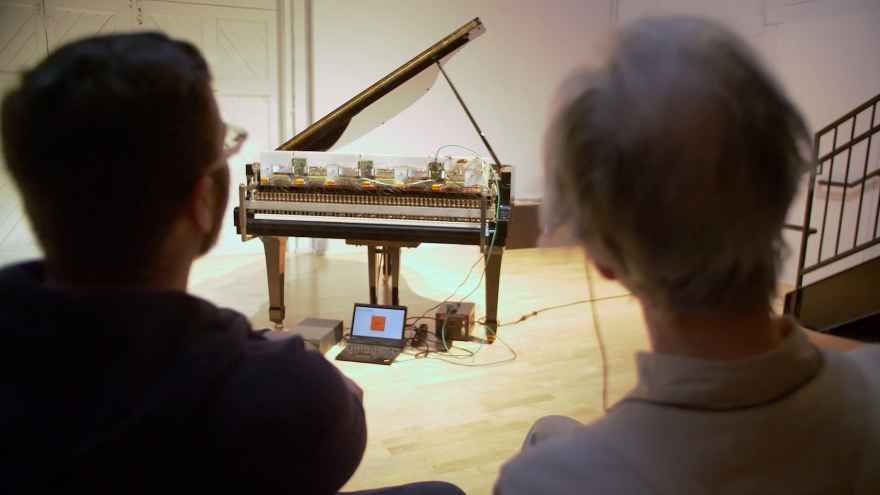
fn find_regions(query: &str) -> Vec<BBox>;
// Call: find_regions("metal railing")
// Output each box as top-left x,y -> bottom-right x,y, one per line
793,93 -> 880,316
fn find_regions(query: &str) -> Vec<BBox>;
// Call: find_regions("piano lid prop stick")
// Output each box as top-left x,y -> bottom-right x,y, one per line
434,60 -> 503,174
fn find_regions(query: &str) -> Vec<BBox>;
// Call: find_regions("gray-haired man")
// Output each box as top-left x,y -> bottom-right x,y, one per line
495,16 -> 880,494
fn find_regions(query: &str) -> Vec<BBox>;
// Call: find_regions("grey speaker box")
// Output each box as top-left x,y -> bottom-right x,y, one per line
291,318 -> 344,354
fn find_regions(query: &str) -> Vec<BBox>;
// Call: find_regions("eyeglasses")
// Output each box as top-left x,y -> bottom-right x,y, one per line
202,123 -> 248,176
222,123 -> 248,159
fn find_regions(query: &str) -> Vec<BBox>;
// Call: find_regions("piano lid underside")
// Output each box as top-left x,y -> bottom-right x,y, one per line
276,18 -> 484,152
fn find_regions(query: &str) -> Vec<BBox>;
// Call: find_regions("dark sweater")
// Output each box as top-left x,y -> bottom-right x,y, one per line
0,261 -> 366,494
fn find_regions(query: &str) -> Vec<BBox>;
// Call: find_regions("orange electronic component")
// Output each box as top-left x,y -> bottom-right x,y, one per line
294,177 -> 305,186
431,183 -> 444,192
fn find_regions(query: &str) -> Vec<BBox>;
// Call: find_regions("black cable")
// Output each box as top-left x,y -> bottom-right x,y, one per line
448,345 -> 476,357
428,334 -> 478,359
425,335 -> 515,367
405,255 -> 482,326
393,167 -> 507,368
475,293 -> 630,328
400,291 -> 632,368
469,291 -> 626,388
403,323 -> 478,360
431,144 -> 484,165
400,320 -> 484,361
446,187 -> 501,309
404,171 -> 500,328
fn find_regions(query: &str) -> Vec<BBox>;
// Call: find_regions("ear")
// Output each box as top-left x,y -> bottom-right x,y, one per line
189,174 -> 216,235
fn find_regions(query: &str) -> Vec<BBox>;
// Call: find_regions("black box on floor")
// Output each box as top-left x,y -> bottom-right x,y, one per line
435,302 -> 475,347
292,318 -> 343,354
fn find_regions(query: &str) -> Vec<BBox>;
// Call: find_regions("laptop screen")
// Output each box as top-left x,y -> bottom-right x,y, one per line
351,304 -> 406,341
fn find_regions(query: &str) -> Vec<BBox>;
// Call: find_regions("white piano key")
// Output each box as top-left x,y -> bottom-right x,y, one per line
252,213 -> 480,229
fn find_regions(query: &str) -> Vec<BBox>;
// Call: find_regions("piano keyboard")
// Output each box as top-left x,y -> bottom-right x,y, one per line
252,213 -> 482,229
246,200 -> 490,223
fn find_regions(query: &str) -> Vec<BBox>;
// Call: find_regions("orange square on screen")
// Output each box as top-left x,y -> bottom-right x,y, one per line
370,315 -> 386,332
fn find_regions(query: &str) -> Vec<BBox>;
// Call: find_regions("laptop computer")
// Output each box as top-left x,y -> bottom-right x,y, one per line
336,303 -> 407,365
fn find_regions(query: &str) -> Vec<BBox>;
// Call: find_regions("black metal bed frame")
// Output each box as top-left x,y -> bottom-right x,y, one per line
791,93 -> 880,317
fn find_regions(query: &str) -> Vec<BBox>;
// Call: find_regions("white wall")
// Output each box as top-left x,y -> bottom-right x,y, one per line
623,0 -> 880,284
139,0 -> 282,256
304,0 -> 880,282
1,0 -> 878,283
759,0 -> 880,285
0,0 -> 281,266
307,0 -> 613,201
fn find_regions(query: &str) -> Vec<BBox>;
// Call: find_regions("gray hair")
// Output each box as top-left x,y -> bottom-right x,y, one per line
544,16 -> 811,313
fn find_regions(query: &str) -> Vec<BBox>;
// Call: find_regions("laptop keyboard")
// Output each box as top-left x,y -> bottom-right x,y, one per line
346,343 -> 398,358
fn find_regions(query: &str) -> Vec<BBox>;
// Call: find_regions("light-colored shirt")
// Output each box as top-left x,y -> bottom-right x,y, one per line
495,327 -> 880,494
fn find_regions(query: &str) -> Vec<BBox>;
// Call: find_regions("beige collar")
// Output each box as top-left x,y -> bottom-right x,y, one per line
623,325 -> 822,411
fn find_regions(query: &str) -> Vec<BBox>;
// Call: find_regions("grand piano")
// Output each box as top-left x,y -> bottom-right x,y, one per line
233,18 -> 511,342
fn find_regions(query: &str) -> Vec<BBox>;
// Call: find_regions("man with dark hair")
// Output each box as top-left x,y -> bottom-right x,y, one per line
495,16 -> 880,494
2,33 -> 225,286
0,33 -> 461,495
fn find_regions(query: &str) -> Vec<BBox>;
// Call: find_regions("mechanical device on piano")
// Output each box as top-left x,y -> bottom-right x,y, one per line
243,151 -> 500,225
233,18 -> 511,341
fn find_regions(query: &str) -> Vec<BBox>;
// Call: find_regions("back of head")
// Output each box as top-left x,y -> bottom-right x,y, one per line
545,16 -> 811,313
1,32 -> 220,285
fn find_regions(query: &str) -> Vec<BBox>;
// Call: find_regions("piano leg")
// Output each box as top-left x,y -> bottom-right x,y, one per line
260,236 -> 287,330
380,247 -> 391,303
484,245 -> 504,343
388,246 -> 401,306
367,245 -> 378,304
350,240 -> 419,307
373,246 -> 400,305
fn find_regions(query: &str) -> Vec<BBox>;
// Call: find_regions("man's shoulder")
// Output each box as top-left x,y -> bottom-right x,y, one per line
837,343 -> 880,420
224,331 -> 349,410
495,423 -> 651,495
206,331 -> 366,491
821,342 -> 880,396
847,342 -> 880,373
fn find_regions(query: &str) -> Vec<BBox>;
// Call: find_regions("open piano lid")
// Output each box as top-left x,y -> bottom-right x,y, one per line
277,18 -> 485,152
